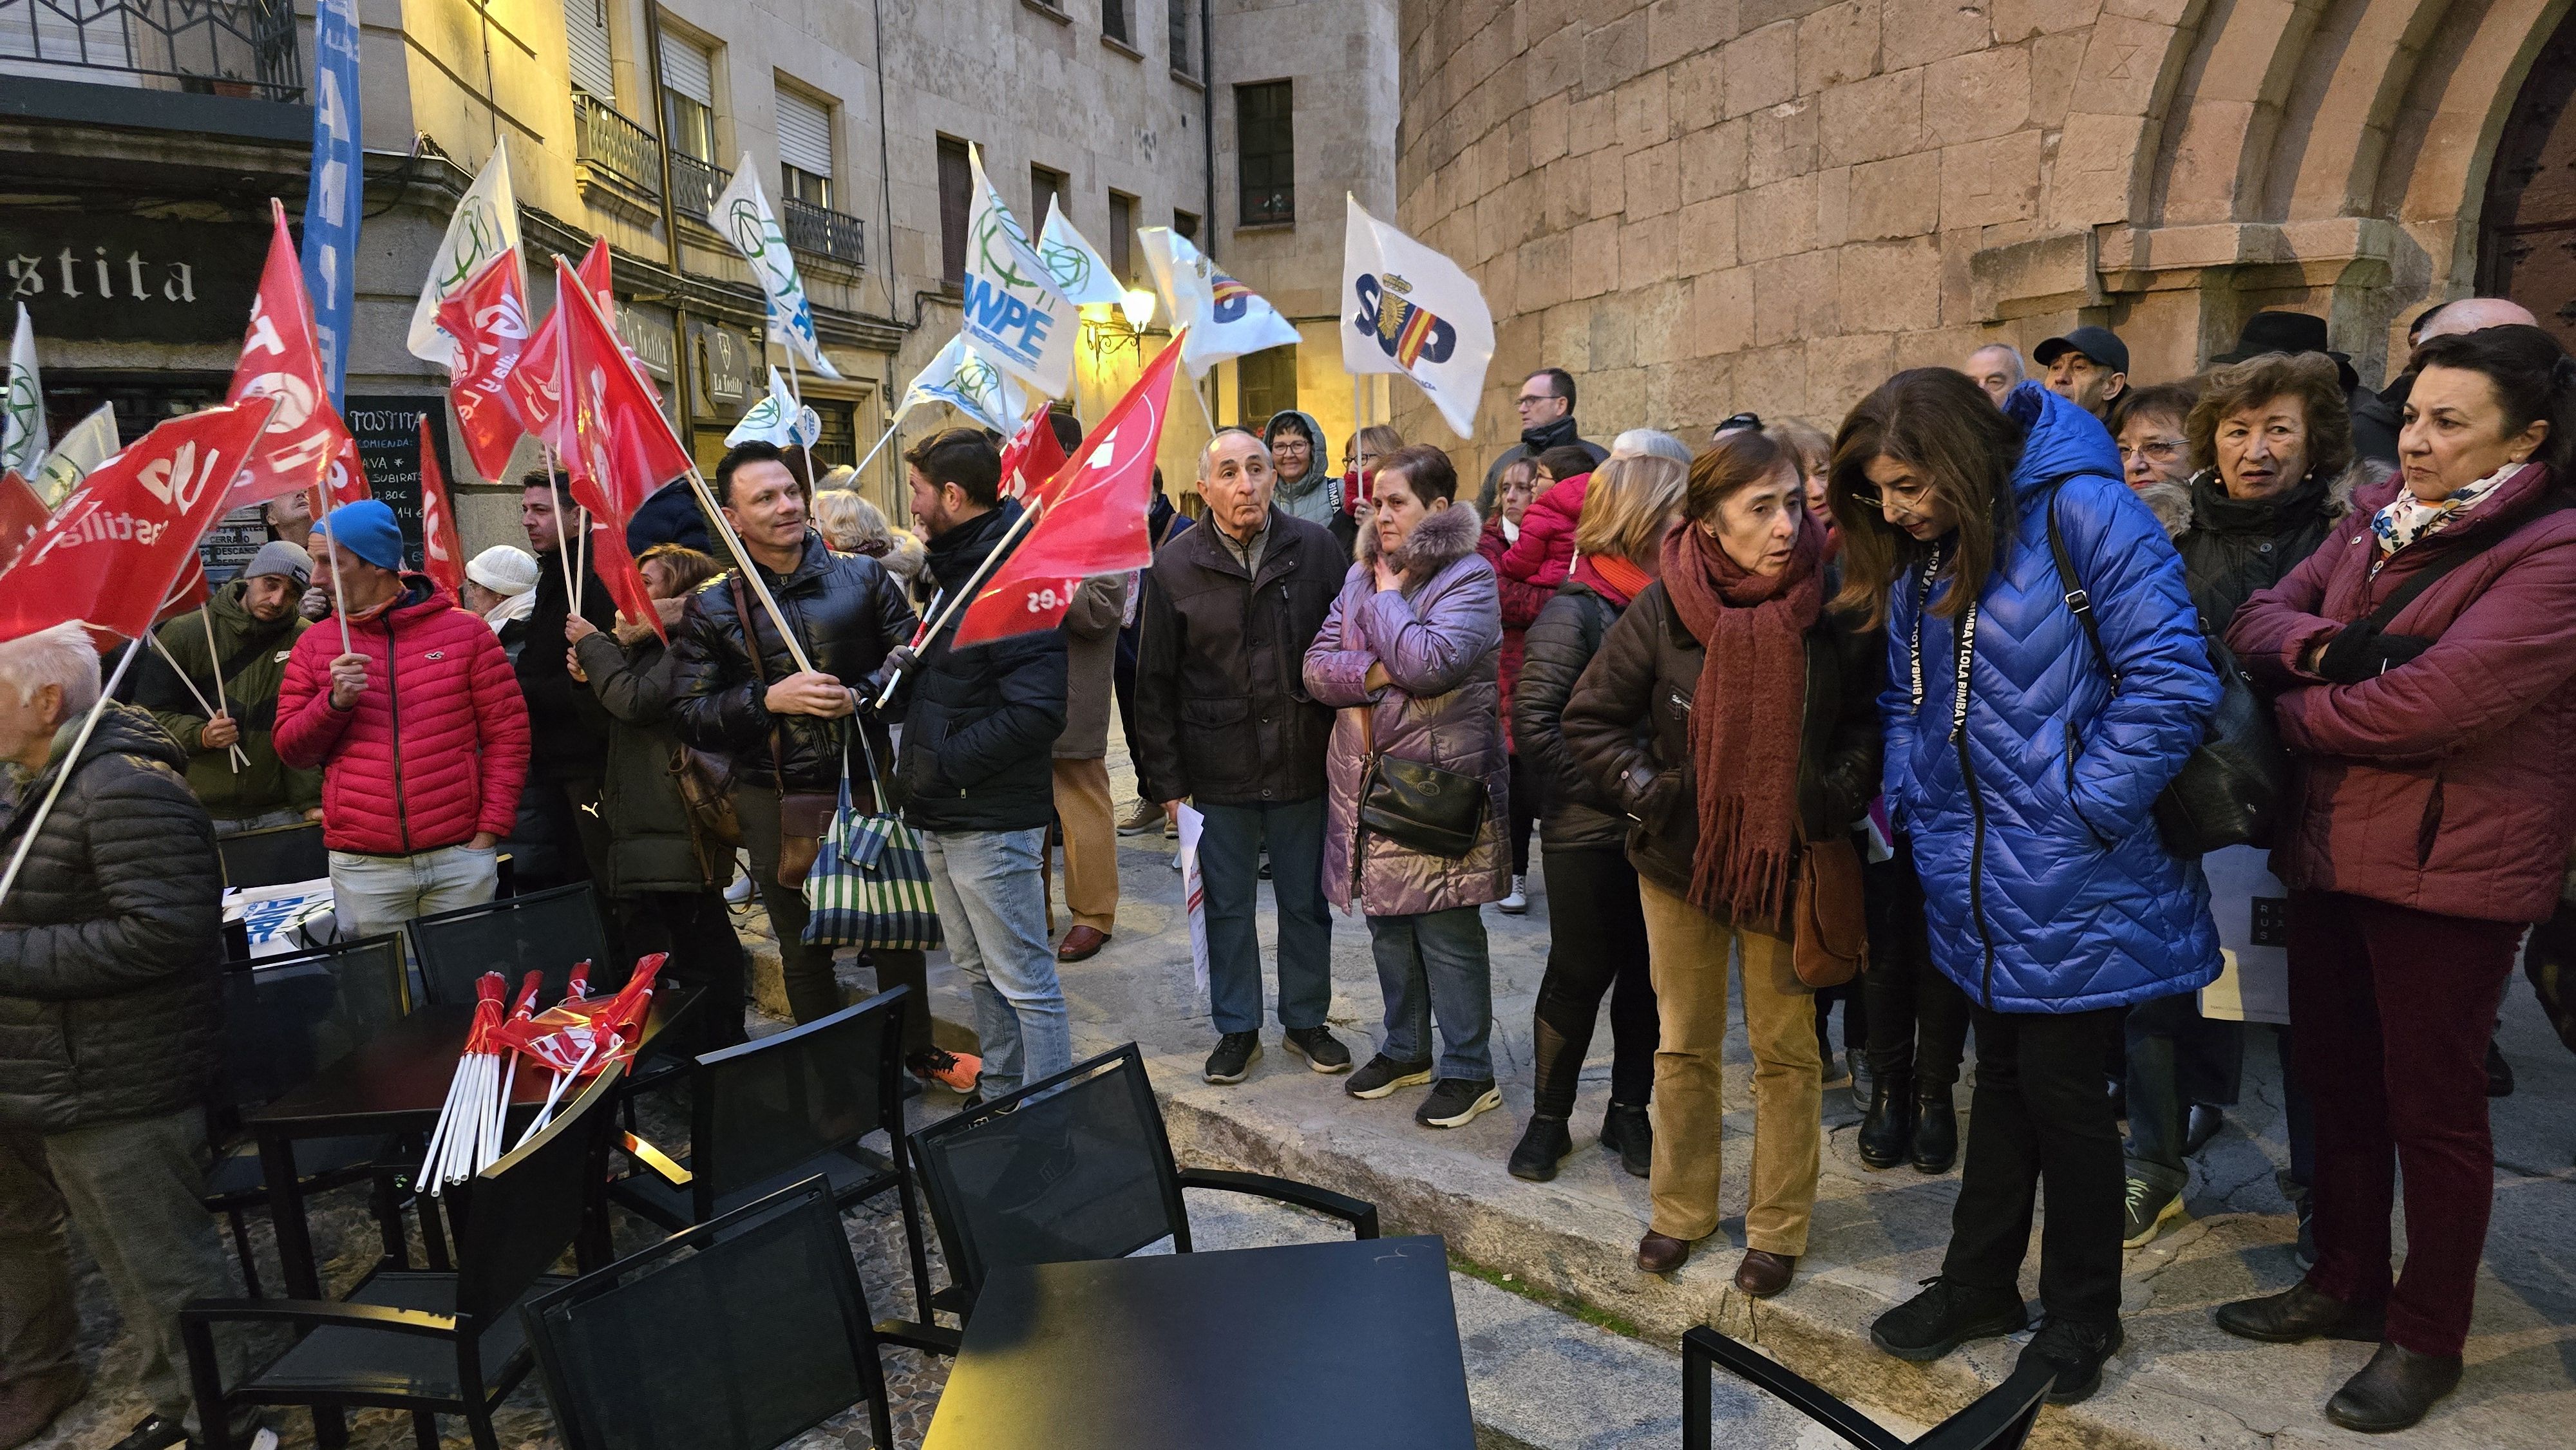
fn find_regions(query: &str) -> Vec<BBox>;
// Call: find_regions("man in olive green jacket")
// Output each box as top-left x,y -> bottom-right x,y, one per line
134,541 -> 323,834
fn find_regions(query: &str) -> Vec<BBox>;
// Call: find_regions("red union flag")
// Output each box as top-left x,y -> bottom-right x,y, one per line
953,333 -> 1182,647
435,252 -> 531,480
511,241 -> 661,454
557,254 -> 692,526
155,554 -> 211,626
417,414 -> 465,594
996,401 -> 1068,506
589,520 -> 663,643
0,470 -> 48,575
0,400 -> 272,641
224,201 -> 356,510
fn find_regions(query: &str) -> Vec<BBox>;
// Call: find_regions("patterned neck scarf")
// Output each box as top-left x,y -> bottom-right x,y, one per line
2371,461 -> 2524,562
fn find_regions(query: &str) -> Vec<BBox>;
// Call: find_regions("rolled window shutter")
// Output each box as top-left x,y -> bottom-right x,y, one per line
776,90 -> 832,178
659,33 -> 714,106
564,0 -> 614,102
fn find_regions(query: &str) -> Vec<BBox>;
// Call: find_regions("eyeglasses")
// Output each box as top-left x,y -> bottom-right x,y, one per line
1848,482 -> 1933,513
2117,438 -> 2189,464
1514,394 -> 1554,408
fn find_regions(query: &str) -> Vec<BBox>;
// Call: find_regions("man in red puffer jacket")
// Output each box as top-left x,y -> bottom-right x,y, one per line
276,500 -> 531,939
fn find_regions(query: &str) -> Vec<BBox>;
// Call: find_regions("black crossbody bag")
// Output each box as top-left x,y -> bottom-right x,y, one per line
1354,705 -> 1489,859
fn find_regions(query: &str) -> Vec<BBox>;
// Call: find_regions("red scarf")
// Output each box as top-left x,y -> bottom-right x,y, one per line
1578,551 -> 1653,606
1658,519 -> 1823,927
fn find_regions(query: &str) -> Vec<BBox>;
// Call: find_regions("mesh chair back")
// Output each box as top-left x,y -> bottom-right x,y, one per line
214,935 -> 406,1113
455,1062 -> 627,1325
408,883 -> 616,1008
524,1179 -> 887,1450
693,988 -> 905,1219
217,821 -> 328,889
908,1044 -> 1186,1302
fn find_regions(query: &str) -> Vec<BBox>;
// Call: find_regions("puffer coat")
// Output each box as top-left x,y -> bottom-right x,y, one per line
1304,502 -> 1510,915
0,705 -> 222,1133
574,630 -> 719,896
275,579 -> 531,856
2227,462 -> 2576,923
1883,383 -> 2223,1013
2173,462 -> 2368,632
137,578 -> 321,818
1511,580 -> 1629,851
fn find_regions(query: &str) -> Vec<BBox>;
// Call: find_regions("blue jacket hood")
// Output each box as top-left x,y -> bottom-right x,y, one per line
2003,379 -> 2122,495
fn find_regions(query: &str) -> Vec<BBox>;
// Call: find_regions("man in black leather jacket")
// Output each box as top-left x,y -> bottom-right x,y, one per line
667,441 -> 920,1037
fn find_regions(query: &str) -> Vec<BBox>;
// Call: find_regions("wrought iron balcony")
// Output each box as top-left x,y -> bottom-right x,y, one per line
0,0 -> 301,101
782,196 -> 865,269
669,151 -> 731,224
573,92 -> 662,202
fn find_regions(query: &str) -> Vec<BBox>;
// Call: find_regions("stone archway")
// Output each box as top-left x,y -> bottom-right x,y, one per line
2479,2 -> 2576,348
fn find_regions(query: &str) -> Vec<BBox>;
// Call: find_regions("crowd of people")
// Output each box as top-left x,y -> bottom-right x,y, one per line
2,296 -> 2572,1448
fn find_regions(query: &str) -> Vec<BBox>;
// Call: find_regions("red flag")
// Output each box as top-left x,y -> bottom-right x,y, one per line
589,519 -> 664,643
0,471 -> 48,575
556,254 -> 693,532
997,402 -> 1068,506
953,334 -> 1183,647
0,400 -> 273,641
224,201 -> 356,510
435,252 -> 531,480
323,435 -> 369,507
155,556 -> 211,626
510,242 -> 661,453
417,414 -> 465,595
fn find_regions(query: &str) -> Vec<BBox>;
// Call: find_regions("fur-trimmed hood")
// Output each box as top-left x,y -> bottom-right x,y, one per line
1356,499 -> 1485,586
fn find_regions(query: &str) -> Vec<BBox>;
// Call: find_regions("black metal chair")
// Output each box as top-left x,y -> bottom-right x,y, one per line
405,881 -> 615,1008
524,1176 -> 950,1450
204,935 -> 411,1296
181,1063 -> 629,1450
609,988 -> 934,1319
217,820 -> 329,890
1682,1326 -> 2056,1450
906,1042 -> 1379,1322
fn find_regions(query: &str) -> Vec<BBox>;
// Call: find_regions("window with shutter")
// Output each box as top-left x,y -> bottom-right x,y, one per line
777,88 -> 833,207
659,32 -> 717,167
659,32 -> 714,107
564,0 -> 614,102
938,137 -> 972,289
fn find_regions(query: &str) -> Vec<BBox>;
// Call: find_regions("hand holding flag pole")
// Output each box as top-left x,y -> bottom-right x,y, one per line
141,631 -> 249,771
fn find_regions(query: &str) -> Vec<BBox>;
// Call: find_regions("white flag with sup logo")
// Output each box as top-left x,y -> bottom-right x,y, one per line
1341,194 -> 1493,439
1137,228 -> 1298,379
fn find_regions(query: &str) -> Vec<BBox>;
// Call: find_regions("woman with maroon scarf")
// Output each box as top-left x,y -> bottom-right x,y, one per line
1562,432 -> 1880,1292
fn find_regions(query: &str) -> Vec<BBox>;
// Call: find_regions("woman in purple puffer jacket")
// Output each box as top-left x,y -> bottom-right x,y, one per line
1304,444 -> 1511,1133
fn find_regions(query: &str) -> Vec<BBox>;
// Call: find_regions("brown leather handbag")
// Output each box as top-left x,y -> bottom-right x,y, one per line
732,573 -> 838,887
1792,834 -> 1868,989
669,745 -> 744,847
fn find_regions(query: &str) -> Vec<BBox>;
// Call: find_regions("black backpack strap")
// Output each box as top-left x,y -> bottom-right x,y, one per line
2045,495 -> 2117,686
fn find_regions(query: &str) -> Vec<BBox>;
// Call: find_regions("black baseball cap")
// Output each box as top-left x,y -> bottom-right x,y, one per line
2033,325 -> 2130,377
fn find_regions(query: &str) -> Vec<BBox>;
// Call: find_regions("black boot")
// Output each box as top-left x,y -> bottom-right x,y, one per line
1857,1071 -> 1913,1170
1600,1102 -> 1652,1178
1508,1114 -> 1573,1182
1911,1083 -> 1958,1173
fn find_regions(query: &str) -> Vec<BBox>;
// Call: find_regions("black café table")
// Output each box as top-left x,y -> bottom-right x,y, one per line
924,1235 -> 1475,1450
247,982 -> 697,1303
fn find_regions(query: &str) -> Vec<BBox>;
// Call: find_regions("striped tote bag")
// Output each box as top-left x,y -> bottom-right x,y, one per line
802,739 -> 943,951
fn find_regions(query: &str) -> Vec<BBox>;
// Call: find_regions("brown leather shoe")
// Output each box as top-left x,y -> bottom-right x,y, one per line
1056,925 -> 1111,962
1734,1249 -> 1797,1297
1636,1230 -> 1692,1274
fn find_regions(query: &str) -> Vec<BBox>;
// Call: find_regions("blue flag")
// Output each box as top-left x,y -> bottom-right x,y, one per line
301,0 -> 362,406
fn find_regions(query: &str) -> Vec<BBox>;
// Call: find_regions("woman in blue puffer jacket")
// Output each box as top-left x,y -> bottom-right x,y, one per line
1826,371 -> 2222,1406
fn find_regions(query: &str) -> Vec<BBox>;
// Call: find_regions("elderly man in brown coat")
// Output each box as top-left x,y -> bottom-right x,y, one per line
1053,571 -> 1130,961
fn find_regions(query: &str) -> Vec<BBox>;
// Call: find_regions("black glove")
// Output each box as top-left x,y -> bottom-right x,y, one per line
2316,623 -> 2437,684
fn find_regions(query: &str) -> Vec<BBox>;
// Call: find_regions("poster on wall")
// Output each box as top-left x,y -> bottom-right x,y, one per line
199,504 -> 272,583
344,395 -> 451,569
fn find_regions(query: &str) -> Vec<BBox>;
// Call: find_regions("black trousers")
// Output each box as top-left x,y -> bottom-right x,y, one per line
1943,1003 -> 2126,1326
1861,847 -> 1969,1088
1504,754 -> 1537,877
1528,845 -> 1659,1119
735,787 -> 931,1050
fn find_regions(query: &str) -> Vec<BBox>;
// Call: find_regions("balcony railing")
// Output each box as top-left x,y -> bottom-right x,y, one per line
0,0 -> 301,101
670,151 -> 731,224
782,196 -> 865,269
574,91 -> 663,202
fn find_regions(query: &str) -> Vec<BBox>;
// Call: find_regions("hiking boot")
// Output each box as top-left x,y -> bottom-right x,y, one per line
2122,1175 -> 2186,1248
1508,1114 -> 1571,1181
2326,1342 -> 2463,1433
1911,1086 -> 1958,1173
1346,1053 -> 1434,1100
1282,1025 -> 1352,1073
2215,1282 -> 2385,1344
1204,1031 -> 1262,1084
2018,1317 -> 2124,1405
1117,799 -> 1163,835
1856,1071 -> 1913,1170
1498,875 -> 1528,914
1600,1102 -> 1653,1178
1414,1077 -> 1502,1129
1869,1277 -> 2029,1362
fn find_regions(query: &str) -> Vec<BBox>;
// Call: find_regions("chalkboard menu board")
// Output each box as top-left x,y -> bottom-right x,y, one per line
200,504 -> 271,583
344,395 -> 453,569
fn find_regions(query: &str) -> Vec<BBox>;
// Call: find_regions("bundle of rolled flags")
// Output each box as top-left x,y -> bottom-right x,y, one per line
417,954 -> 665,1194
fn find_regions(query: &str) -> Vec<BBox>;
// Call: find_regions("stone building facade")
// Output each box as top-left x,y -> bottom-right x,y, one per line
1393,0 -> 2576,479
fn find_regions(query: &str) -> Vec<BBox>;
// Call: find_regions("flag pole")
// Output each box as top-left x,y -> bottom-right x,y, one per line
782,344 -> 824,498
541,446 -> 581,616
145,630 -> 247,773
320,518 -> 354,655
0,637 -> 143,909
871,496 -> 1045,710
848,401 -> 910,485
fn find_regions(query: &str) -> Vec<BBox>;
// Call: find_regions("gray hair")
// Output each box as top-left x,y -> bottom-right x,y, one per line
811,489 -> 893,554
1608,429 -> 1694,466
1200,427 -> 1270,478
0,621 -> 101,717
1967,342 -> 2026,381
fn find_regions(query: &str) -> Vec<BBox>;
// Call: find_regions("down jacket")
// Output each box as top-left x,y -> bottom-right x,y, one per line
135,578 -> 321,819
1883,384 -> 2223,1013
1303,502 -> 1510,915
276,579 -> 531,856
1511,580 -> 1631,851
1494,471 -> 1588,592
574,629 -> 720,896
2227,462 -> 2576,923
1476,514 -> 1553,750
2173,462 -> 2365,632
0,705 -> 222,1134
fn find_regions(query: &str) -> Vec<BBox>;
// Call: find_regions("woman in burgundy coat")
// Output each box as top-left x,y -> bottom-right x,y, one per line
2222,324 -> 2576,1433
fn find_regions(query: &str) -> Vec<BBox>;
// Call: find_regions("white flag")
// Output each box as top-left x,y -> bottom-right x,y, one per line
1136,228 -> 1299,381
900,334 -> 1026,436
408,148 -> 522,370
3,304 -> 45,476
725,366 -> 824,448
1341,194 -> 1494,440
961,145 -> 1077,397
1036,211 -> 1130,306
30,402 -> 118,508
714,156 -> 842,379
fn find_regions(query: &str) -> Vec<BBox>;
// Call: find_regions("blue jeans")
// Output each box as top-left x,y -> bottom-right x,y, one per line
1196,797 -> 1333,1035
328,843 -> 497,943
1366,906 -> 1493,1081
922,828 -> 1069,1098
2123,989 -> 2244,1189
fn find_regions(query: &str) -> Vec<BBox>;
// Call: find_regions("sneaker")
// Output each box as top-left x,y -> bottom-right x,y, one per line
2122,1175 -> 2186,1248
1508,1115 -> 1572,1180
1869,1277 -> 2029,1362
1498,875 -> 1528,914
724,871 -> 753,904
1117,800 -> 1164,835
1204,1031 -> 1262,1084
1415,1077 -> 1502,1128
1600,1102 -> 1653,1178
1282,1026 -> 1352,1073
906,1046 -> 983,1094
2018,1316 -> 2124,1405
1346,1053 -> 1435,1100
